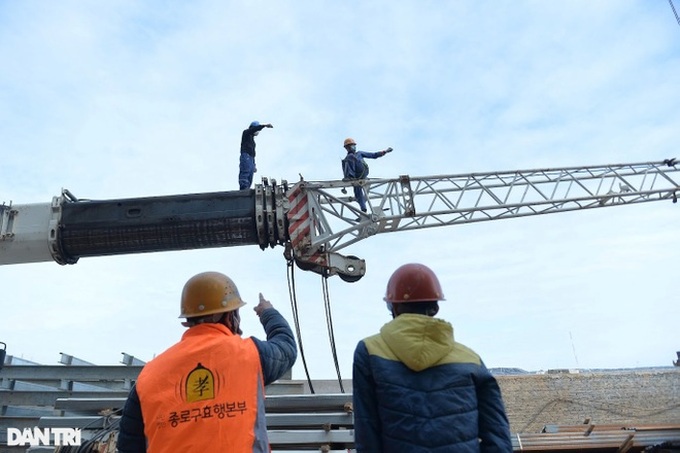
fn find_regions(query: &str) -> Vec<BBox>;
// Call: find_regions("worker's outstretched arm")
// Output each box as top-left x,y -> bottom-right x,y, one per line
251,293 -> 297,385
358,148 -> 393,159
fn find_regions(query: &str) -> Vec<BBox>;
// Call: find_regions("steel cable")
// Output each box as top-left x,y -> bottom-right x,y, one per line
286,258 -> 315,394
669,0 -> 680,27
321,275 -> 345,393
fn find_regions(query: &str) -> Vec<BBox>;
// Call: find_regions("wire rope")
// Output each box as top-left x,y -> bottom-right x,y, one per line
669,0 -> 680,27
56,409 -> 121,452
286,258 -> 315,394
321,274 -> 345,393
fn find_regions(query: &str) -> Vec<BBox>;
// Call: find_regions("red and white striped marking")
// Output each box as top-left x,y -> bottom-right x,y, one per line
287,185 -> 311,251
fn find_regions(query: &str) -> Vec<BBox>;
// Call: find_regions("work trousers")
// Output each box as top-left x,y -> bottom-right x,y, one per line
239,153 -> 256,190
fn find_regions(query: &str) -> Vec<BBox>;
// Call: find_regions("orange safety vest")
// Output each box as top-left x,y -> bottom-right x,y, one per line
135,323 -> 269,453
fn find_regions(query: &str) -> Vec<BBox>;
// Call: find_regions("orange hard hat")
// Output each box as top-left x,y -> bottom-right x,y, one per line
343,137 -> 356,147
384,263 -> 446,303
179,272 -> 246,318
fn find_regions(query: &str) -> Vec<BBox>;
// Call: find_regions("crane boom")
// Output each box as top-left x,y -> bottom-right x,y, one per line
2,159 -> 678,281
286,159 -> 679,280
0,185 -> 286,265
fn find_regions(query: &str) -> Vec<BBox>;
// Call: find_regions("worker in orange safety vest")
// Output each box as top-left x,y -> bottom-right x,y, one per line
117,271 -> 297,452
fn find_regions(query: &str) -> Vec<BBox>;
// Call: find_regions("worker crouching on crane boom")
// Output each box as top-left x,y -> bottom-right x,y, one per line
352,263 -> 512,452
118,272 -> 297,453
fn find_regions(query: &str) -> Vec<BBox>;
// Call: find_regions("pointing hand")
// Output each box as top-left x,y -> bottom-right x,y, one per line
254,293 -> 273,316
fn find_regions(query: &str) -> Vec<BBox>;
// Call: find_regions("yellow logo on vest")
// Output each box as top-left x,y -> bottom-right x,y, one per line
185,363 -> 215,403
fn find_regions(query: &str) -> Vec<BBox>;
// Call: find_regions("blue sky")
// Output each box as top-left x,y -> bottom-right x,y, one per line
1,1 -> 679,378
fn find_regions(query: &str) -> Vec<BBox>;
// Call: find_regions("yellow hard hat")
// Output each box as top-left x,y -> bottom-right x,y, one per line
343,137 -> 356,147
179,272 -> 246,319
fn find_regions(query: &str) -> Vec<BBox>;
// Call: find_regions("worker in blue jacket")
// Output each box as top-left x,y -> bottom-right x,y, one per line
239,121 -> 273,190
341,137 -> 392,213
352,263 -> 513,452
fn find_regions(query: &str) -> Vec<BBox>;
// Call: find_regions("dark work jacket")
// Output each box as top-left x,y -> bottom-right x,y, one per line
342,150 -> 384,180
240,124 -> 266,157
117,308 -> 297,452
352,314 -> 512,453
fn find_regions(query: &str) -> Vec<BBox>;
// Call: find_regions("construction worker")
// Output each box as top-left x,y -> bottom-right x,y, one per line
341,137 -> 392,213
117,271 -> 297,453
352,263 -> 512,452
239,120 -> 273,190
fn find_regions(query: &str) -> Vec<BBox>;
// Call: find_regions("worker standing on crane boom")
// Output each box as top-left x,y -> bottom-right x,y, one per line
117,272 -> 297,452
341,137 -> 392,212
239,120 -> 273,190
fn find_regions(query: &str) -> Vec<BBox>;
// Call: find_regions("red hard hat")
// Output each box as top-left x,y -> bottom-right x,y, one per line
384,263 -> 446,303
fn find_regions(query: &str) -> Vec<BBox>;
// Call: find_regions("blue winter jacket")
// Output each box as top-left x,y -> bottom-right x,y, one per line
352,314 -> 512,453
117,308 -> 297,452
342,150 -> 385,180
